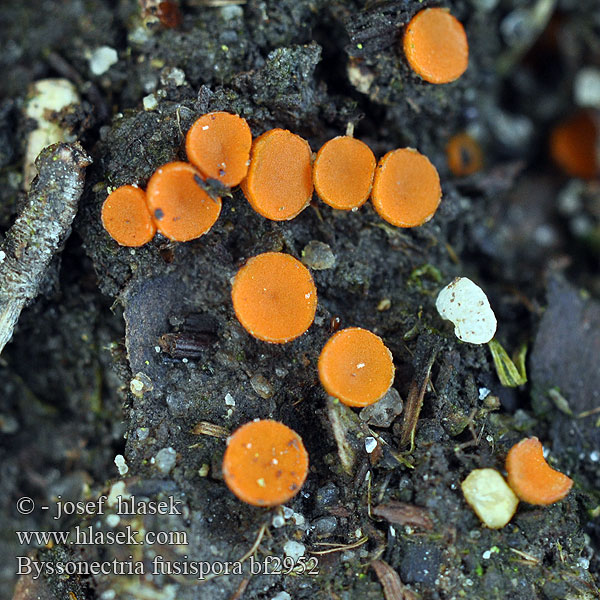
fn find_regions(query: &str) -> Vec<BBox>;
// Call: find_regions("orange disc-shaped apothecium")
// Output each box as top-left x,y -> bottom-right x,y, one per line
241,128 -> 313,221
222,419 -> 309,506
186,112 -> 252,187
318,327 -> 395,407
231,252 -> 317,343
371,148 -> 442,227
446,132 -> 483,177
550,111 -> 598,179
146,162 -> 221,242
101,185 -> 156,247
505,437 -> 573,505
403,8 -> 469,84
313,136 -> 376,210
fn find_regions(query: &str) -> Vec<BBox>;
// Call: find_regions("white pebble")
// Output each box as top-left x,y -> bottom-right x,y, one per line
114,454 -> 129,475
155,447 -> 177,474
461,468 -> 519,529
283,540 -> 305,562
271,593 -> 292,600
436,277 -> 497,344
106,514 -> 120,528
89,46 -> 118,76
574,67 -> 600,108
143,94 -> 158,111
364,436 -> 377,454
224,393 -> 235,406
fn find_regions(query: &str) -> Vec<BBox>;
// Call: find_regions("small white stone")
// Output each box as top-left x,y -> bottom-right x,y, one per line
461,468 -> 519,529
478,387 -> 491,401
143,94 -> 158,111
106,514 -> 120,528
574,67 -> 600,108
224,393 -> 235,406
271,593 -> 292,600
482,550 -> 491,560
364,436 -> 377,454
283,540 -> 305,561
114,454 -> 129,475
107,481 -> 130,506
272,514 -> 286,528
89,46 -> 118,76
436,277 -> 497,344
293,512 -> 305,526
155,447 -> 177,474
0,250 -> 5,263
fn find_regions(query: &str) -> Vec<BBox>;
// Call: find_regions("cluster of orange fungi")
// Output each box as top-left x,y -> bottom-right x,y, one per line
101,8 -> 575,508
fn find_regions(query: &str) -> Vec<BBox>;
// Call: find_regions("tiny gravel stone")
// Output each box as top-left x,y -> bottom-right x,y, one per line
250,373 -> 273,399
313,516 -> 338,535
224,393 -> 235,406
160,67 -> 186,87
89,46 -> 118,76
283,540 -> 306,561
314,482 -> 339,509
272,514 -> 286,528
155,447 -> 177,474
436,277 -> 497,344
106,514 -> 120,528
301,240 -> 336,270
574,67 -> 600,108
359,387 -> 403,427
130,372 -> 153,397
365,436 -> 377,454
271,593 -> 292,600
114,454 -> 129,475
143,94 -> 158,111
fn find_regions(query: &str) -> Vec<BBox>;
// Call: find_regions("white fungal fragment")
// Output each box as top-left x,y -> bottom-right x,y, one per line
461,468 -> 519,529
436,277 -> 497,344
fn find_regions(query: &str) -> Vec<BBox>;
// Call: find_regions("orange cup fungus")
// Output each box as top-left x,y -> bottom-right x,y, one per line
186,111 -> 252,187
313,136 -> 376,210
318,327 -> 395,407
101,185 -> 156,247
550,111 -> 599,179
241,128 -> 313,220
403,8 -> 469,84
222,419 -> 309,507
231,252 -> 317,343
146,161 -> 221,242
371,148 -> 442,227
446,132 -> 483,177
505,437 -> 573,505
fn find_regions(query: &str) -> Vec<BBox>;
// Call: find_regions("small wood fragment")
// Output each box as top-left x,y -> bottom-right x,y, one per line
372,501 -> 434,530
371,559 -> 418,600
0,143 -> 91,354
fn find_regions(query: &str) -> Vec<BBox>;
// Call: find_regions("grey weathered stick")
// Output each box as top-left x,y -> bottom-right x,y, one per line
0,142 -> 92,354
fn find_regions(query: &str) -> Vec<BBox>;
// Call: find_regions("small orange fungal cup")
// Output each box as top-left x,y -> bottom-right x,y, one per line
222,419 -> 309,507
318,327 -> 395,407
505,437 -> 573,505
446,132 -> 483,177
146,161 -> 221,242
550,111 -> 599,179
403,8 -> 469,84
313,136 -> 376,210
186,111 -> 252,187
371,148 -> 442,227
101,185 -> 156,247
241,128 -> 313,221
231,252 -> 317,343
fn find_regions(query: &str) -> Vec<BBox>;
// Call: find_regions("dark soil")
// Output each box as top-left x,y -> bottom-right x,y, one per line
1,1 -> 599,599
